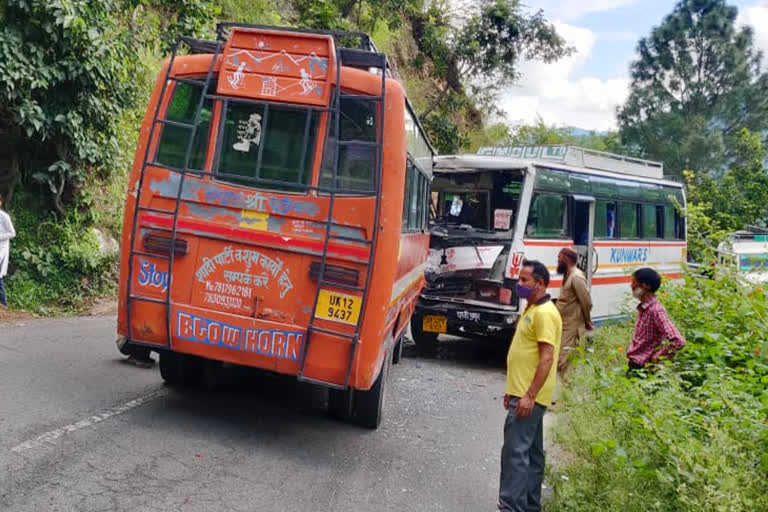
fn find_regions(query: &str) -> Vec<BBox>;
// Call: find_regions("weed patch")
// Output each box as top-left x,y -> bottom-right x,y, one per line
546,274 -> 768,512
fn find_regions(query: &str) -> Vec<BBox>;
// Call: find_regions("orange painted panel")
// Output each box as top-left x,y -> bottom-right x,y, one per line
218,28 -> 335,107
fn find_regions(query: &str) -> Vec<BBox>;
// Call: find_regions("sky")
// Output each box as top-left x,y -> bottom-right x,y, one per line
499,0 -> 768,132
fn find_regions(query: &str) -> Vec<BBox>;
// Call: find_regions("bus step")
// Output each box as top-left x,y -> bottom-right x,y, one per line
317,281 -> 366,294
131,250 -> 171,260
137,206 -> 176,216
296,374 -> 346,390
307,325 -> 358,340
154,118 -> 196,130
168,76 -> 208,87
128,295 -> 168,305
328,234 -> 373,245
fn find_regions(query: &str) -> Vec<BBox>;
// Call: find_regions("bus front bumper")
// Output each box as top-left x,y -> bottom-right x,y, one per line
415,296 -> 518,339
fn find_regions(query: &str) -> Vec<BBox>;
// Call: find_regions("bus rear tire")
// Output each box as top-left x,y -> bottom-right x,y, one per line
328,388 -> 352,421
160,351 -> 201,387
159,351 -> 183,386
352,349 -> 391,429
410,314 -> 438,354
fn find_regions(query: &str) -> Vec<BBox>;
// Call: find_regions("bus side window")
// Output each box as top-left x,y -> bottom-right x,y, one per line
526,194 -> 567,238
402,163 -> 412,230
674,210 -> 685,239
409,162 -> 420,230
595,200 -> 617,238
655,206 -> 665,238
155,81 -> 215,170
402,161 -> 428,232
618,202 -> 639,239
642,204 -> 658,239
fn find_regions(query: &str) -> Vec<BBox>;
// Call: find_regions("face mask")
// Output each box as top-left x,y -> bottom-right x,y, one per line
516,282 -> 534,299
632,287 -> 644,300
556,262 -> 567,275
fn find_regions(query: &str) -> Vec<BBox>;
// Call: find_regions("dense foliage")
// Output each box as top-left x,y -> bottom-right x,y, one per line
683,128 -> 768,259
0,0 -> 141,213
617,0 -> 768,179
409,0 -> 572,152
0,0 -> 214,312
546,272 -> 768,512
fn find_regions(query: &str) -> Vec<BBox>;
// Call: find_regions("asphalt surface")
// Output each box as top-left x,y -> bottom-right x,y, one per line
0,315 -> 525,512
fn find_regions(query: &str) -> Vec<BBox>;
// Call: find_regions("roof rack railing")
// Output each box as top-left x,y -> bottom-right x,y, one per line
189,23 -> 434,156
745,225 -> 768,234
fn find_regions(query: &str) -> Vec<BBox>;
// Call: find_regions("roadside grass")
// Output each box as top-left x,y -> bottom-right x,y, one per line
545,276 -> 768,512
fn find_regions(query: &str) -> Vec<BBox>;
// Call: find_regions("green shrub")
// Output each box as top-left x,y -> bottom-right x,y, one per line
546,273 -> 768,512
5,190 -> 118,314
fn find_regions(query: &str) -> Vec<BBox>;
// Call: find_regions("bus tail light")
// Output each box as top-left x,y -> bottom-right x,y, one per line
309,262 -> 360,287
143,234 -> 188,256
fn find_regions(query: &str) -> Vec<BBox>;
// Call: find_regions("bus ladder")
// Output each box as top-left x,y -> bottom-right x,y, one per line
125,38 -> 222,348
297,47 -> 388,391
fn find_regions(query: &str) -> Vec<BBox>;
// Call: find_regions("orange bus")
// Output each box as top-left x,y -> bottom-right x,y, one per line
115,24 -> 434,428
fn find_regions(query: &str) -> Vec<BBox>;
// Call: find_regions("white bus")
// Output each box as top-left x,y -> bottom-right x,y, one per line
717,229 -> 768,285
411,145 -> 686,349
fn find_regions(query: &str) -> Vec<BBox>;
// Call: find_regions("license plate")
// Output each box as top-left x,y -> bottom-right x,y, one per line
422,315 -> 447,333
314,289 -> 362,325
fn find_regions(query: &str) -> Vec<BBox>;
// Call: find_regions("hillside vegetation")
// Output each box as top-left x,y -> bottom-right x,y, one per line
0,0 -> 569,313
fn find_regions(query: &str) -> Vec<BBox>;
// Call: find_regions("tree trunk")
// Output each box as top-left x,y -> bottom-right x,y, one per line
421,85 -> 452,118
340,0 -> 358,18
5,155 -> 19,205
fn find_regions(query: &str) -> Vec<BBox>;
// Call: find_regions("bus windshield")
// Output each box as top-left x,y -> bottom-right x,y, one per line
739,253 -> 768,272
431,171 -> 523,235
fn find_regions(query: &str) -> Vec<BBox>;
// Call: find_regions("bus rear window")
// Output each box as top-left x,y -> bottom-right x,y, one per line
216,102 -> 319,191
155,81 -> 214,170
320,95 -> 378,193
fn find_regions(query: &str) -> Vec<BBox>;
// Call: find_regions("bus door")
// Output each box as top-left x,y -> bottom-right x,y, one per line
572,195 -> 595,286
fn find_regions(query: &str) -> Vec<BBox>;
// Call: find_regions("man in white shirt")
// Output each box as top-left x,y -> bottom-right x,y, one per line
0,194 -> 16,306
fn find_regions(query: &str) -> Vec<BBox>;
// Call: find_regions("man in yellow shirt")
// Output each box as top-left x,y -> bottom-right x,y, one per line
498,260 -> 562,512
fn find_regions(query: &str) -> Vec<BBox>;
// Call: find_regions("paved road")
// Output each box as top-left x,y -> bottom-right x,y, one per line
0,315 -> 515,512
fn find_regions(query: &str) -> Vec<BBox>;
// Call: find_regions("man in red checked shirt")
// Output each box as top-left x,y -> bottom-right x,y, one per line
627,267 -> 686,372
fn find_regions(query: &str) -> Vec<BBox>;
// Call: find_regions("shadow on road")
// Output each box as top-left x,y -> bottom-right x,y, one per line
401,334 -> 507,370
129,333 -> 507,443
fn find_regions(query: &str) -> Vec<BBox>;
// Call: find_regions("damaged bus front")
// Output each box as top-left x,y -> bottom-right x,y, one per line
411,156 -> 531,350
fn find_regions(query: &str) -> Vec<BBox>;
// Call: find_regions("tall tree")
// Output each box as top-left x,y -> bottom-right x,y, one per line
617,0 -> 768,178
0,0 -> 216,212
409,0 -> 572,153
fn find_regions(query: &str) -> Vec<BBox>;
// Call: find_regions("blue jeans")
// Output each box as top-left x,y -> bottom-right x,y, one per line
499,397 -> 547,512
0,277 -> 6,306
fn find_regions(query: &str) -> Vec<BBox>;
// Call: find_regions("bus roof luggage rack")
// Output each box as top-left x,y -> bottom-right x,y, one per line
476,145 -> 664,180
216,22 -> 376,51
180,36 -> 221,54
745,225 -> 768,234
